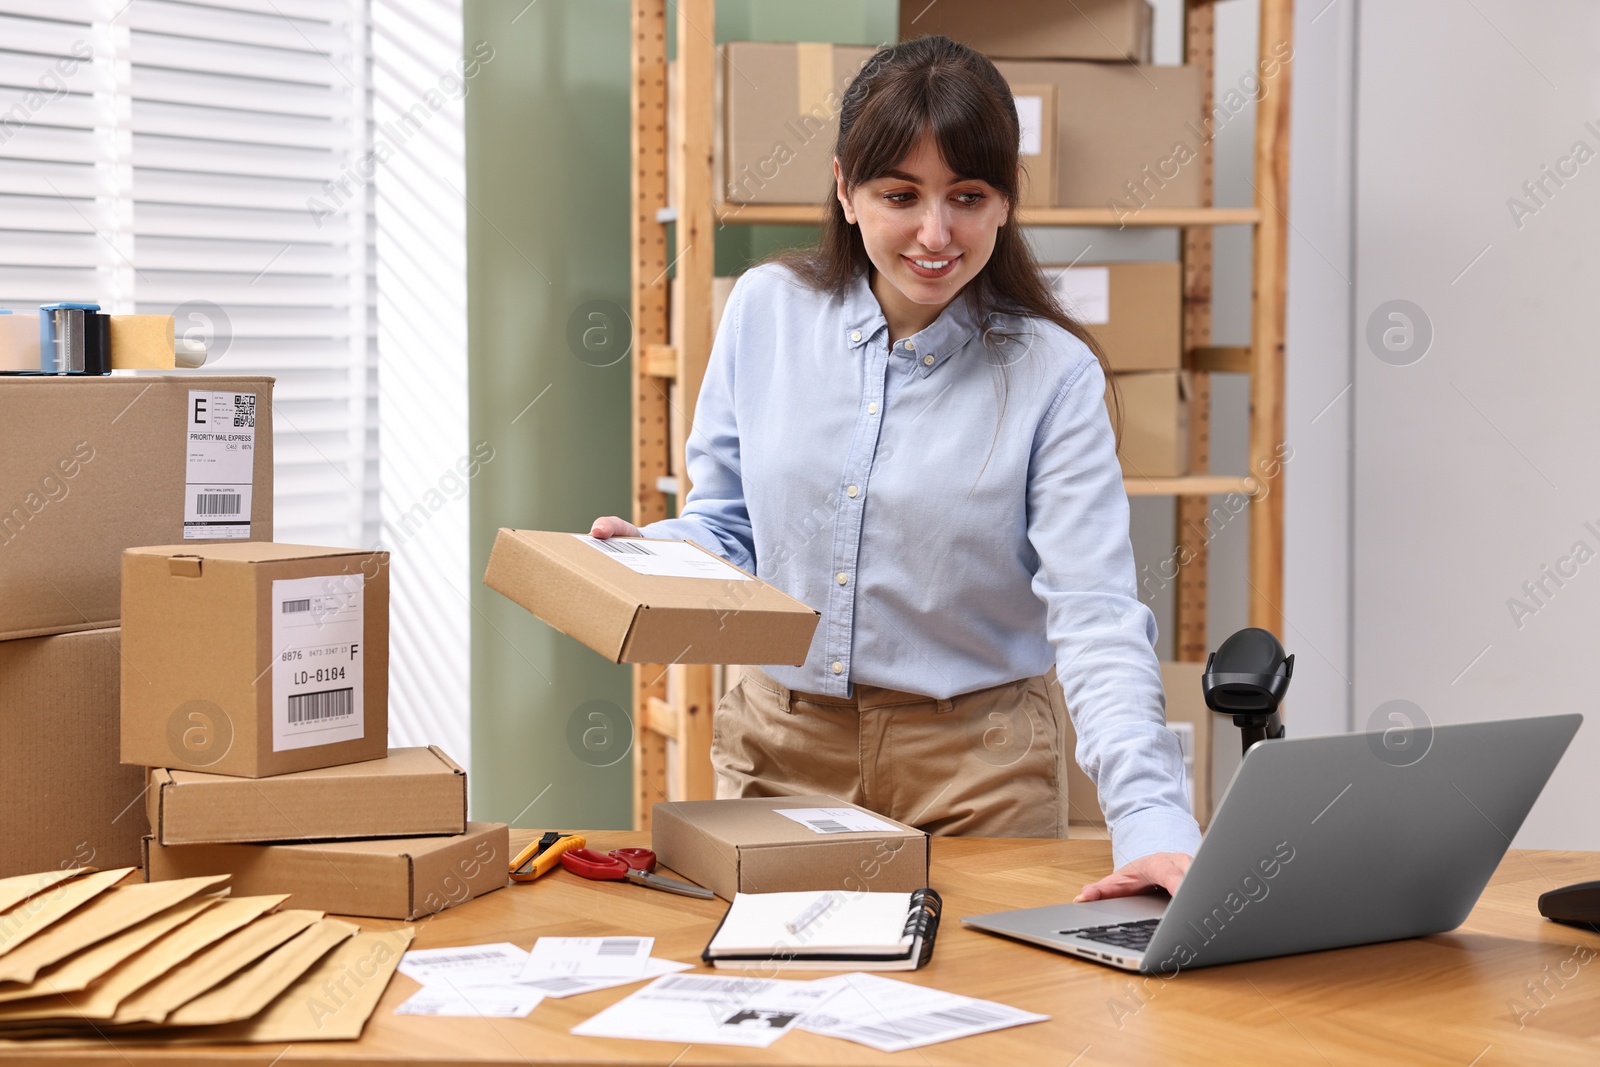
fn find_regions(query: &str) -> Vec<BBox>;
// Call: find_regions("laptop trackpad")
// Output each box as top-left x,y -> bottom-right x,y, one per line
1055,895 -> 1169,929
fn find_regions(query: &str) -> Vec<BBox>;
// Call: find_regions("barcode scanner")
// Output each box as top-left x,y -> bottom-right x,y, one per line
1202,627 -> 1293,756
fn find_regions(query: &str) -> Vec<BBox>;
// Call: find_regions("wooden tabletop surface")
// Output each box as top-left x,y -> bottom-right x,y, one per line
5,830 -> 1600,1066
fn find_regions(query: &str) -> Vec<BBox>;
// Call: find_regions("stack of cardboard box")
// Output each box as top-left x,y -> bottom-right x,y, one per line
0,375 -> 274,878
121,543 -> 508,920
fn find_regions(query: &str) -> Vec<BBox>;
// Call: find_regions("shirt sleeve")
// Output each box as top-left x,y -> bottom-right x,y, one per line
1027,351 -> 1202,870
636,275 -> 756,572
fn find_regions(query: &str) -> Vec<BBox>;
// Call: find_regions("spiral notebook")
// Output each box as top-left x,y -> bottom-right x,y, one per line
701,889 -> 942,971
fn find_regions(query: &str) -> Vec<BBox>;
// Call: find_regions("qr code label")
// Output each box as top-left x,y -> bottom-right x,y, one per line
234,394 -> 256,428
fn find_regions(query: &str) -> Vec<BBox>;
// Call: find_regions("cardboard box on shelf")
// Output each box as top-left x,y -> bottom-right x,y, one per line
0,376 -> 274,642
994,60 -> 1205,210
146,746 -> 467,846
120,543 -> 390,778
144,822 -> 510,920
723,41 -> 876,206
0,628 -> 146,878
484,528 -> 819,666
1110,370 -> 1190,479
1043,261 -> 1181,372
1065,661 -> 1214,827
652,795 -> 930,901
1012,83 -> 1058,208
899,0 -> 1152,63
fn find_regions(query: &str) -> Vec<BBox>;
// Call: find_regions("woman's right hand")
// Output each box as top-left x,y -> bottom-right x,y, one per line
589,516 -> 643,539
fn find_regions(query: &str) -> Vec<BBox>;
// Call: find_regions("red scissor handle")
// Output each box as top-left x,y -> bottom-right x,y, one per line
559,848 -> 628,880
610,848 -> 657,872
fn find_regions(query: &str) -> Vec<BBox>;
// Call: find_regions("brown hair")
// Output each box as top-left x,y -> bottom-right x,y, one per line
772,35 -> 1120,438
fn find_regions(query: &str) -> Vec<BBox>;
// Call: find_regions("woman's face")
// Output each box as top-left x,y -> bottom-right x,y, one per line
835,134 -> 1009,316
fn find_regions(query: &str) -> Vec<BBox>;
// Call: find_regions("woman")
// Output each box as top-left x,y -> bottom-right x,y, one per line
590,36 -> 1196,901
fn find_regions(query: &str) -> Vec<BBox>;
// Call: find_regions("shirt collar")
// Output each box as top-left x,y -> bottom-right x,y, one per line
842,270 -> 985,377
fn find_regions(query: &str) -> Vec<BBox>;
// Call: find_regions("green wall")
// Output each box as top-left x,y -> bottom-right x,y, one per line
466,1 -> 895,831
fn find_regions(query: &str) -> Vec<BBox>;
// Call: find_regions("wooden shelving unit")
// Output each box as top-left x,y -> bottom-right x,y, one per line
628,0 -> 1292,828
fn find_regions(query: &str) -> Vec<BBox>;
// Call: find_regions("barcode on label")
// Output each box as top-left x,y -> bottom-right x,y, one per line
806,819 -> 850,834
286,688 -> 353,724
282,599 -> 312,614
524,976 -> 590,991
414,950 -> 507,966
195,493 -> 241,516
597,938 -> 643,956
658,975 -> 766,996
847,1004 -> 1012,1042
593,538 -> 654,556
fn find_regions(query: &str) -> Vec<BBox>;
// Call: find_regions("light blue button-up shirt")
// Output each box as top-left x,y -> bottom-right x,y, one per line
641,263 -> 1200,866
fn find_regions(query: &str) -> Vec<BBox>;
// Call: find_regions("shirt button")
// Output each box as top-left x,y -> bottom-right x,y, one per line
850,330 -> 862,342
868,402 -> 878,414
836,572 -> 848,585
831,661 -> 844,674
904,340 -> 916,350
922,354 -> 934,366
846,485 -> 859,498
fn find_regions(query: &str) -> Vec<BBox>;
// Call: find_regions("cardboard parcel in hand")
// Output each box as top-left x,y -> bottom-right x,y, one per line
484,529 -> 820,665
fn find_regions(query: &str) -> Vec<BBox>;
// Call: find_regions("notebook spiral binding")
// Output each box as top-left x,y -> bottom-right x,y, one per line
904,888 -> 943,968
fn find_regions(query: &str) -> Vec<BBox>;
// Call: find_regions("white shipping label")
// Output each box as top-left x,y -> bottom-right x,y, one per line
184,390 -> 256,540
774,807 -> 901,835
271,574 -> 365,752
1052,266 -> 1112,326
1015,94 -> 1044,157
575,535 -> 752,581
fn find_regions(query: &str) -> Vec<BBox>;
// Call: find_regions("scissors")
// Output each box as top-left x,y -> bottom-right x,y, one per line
510,831 -> 586,882
558,847 -> 714,899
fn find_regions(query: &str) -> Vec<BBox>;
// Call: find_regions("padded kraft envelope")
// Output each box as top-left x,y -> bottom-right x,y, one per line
0,875 -> 229,984
0,870 -> 91,917
164,919 -> 358,1027
0,869 -> 131,960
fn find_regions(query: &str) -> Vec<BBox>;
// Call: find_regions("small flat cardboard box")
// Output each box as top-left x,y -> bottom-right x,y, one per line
723,41 -> 877,205
146,746 -> 467,846
484,529 -> 819,665
900,0 -> 1152,63
1044,261 -> 1181,372
143,822 -> 510,920
652,795 -> 930,901
120,543 -> 389,778
994,60 -> 1204,209
0,375 -> 274,642
1066,661 -> 1214,827
1110,370 -> 1190,479
0,628 -> 146,878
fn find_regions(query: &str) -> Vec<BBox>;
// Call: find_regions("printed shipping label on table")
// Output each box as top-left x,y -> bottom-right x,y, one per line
518,957 -> 691,999
271,575 -> 365,752
518,936 -> 653,980
570,973 -> 842,1048
184,390 -> 256,540
399,943 -> 528,987
395,984 -> 543,1019
801,972 -> 1049,1052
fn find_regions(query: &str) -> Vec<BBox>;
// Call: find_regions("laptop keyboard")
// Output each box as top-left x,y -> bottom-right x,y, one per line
1065,918 -> 1161,952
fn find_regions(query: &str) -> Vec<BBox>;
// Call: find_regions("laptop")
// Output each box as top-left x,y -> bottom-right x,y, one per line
962,713 -> 1581,973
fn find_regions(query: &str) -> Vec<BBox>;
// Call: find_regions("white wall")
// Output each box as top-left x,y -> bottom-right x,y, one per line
1354,0 -> 1600,848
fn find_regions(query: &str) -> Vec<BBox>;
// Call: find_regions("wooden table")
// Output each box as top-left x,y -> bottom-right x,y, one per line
7,831 -> 1600,1065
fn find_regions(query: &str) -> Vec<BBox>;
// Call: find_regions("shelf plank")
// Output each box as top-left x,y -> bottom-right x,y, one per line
1125,474 -> 1257,497
713,203 -> 1260,228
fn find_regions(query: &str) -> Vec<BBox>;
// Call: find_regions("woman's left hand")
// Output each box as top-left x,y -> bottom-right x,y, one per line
1073,852 -> 1192,902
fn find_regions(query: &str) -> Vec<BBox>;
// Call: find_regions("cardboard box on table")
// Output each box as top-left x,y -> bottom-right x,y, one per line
1043,261 -> 1182,372
652,795 -> 930,901
145,746 -> 467,846
1110,370 -> 1190,479
0,628 -> 145,877
0,375 -> 273,642
994,60 -> 1205,209
484,528 -> 819,665
899,0 -> 1153,63
1065,661 -> 1214,827
144,822 -> 510,921
120,543 -> 390,778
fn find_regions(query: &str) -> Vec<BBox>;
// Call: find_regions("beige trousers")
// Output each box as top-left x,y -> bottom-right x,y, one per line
712,666 -> 1071,838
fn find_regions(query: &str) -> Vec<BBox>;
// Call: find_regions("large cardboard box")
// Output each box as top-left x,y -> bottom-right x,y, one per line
0,376 -> 274,642
144,822 -> 510,920
1012,82 -> 1058,208
1065,661 -> 1214,827
1044,261 -> 1181,372
652,795 -> 930,901
0,628 -> 146,877
900,0 -> 1152,63
994,60 -> 1205,210
723,42 -> 877,206
146,746 -> 467,846
121,543 -> 390,778
1110,370 -> 1190,478
484,529 -> 819,666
